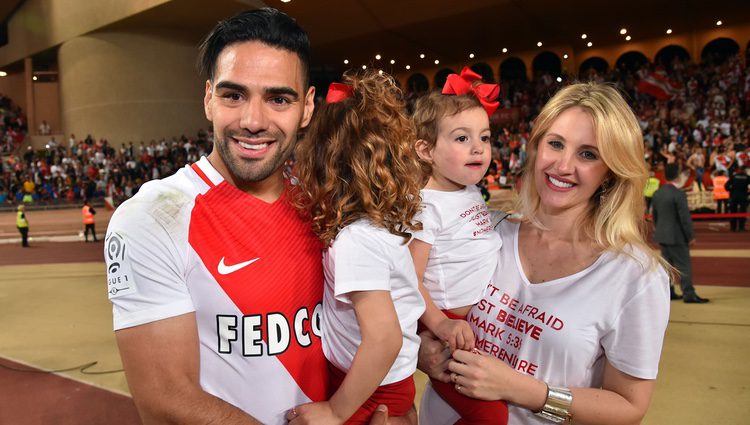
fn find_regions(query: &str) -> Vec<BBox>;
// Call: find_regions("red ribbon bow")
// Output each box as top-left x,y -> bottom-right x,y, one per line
442,67 -> 501,116
326,82 -> 353,103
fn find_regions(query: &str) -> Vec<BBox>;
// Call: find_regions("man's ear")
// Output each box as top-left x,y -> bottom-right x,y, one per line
203,80 -> 213,121
300,86 -> 316,128
415,139 -> 434,162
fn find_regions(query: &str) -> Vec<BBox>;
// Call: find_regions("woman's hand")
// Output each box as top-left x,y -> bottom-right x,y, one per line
416,331 -> 452,383
448,349 -> 516,402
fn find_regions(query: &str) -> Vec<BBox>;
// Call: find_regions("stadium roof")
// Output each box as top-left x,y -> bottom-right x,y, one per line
2,0 -> 749,71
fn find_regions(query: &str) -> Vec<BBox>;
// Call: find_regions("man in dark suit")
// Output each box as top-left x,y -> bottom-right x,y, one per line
725,166 -> 749,232
652,164 -> 709,303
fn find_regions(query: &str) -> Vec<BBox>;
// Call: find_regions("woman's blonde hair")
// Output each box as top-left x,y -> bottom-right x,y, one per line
516,82 -> 661,265
294,71 -> 423,246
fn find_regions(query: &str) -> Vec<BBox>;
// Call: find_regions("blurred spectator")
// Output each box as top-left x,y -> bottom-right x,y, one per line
39,120 -> 51,135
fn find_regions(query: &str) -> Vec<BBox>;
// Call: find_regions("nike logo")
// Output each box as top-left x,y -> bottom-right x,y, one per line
217,257 -> 260,275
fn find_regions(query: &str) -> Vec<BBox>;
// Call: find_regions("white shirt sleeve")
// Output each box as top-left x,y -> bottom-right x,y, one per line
411,198 -> 441,245
105,199 -> 194,330
331,227 -> 392,303
600,267 -> 670,379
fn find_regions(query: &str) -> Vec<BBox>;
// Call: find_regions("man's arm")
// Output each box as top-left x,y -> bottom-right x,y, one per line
116,313 -> 260,425
675,190 -> 694,243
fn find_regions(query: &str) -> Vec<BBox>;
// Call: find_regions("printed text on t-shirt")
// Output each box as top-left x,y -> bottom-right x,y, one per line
469,284 -> 566,376
459,202 -> 494,237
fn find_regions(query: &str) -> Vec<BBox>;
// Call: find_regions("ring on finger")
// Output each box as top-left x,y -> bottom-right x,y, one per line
455,384 -> 463,392
291,407 -> 298,418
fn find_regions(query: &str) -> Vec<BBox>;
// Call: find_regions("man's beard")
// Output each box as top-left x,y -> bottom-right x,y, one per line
215,129 -> 293,184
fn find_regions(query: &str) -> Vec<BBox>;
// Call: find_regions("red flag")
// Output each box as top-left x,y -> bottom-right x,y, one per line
637,71 -> 679,101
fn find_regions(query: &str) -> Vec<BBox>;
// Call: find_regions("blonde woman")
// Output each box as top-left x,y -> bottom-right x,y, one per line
419,83 -> 671,425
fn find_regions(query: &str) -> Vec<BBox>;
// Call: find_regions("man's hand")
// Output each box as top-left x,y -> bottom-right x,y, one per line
381,405 -> 418,425
288,404 -> 417,425
288,401 -> 344,425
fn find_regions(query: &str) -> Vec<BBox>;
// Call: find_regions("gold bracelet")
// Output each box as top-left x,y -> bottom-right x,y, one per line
535,383 -> 573,423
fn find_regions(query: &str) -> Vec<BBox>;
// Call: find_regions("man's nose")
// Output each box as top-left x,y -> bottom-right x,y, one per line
240,97 -> 270,133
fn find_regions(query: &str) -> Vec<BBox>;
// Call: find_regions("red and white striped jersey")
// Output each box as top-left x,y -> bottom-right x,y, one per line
105,157 -> 328,424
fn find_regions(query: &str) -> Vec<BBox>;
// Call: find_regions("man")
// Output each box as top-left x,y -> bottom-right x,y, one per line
712,169 -> 729,214
39,120 -> 51,135
82,200 -> 97,242
105,9 -> 397,424
16,204 -> 29,247
725,166 -> 749,232
652,164 -> 709,303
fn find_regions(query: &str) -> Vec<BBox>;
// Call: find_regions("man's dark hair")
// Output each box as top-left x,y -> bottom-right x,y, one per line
198,8 -> 310,85
664,164 -> 679,181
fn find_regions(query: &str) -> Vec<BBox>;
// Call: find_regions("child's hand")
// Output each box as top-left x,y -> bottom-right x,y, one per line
288,401 -> 345,425
435,318 -> 475,351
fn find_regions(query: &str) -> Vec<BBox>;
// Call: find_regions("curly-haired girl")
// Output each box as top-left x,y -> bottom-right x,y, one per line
291,71 -> 424,424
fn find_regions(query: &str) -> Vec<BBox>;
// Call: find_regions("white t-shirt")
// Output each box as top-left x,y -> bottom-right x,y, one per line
412,186 -> 502,309
105,157 -> 329,424
420,220 -> 670,424
322,219 -> 425,384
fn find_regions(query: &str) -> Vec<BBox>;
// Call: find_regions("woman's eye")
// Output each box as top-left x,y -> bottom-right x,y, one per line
548,140 -> 563,149
581,150 -> 598,160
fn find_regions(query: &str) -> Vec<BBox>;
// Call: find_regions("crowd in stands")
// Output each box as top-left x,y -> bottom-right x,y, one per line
477,53 -> 750,211
0,94 -> 27,155
0,131 -> 212,207
1,52 -> 748,212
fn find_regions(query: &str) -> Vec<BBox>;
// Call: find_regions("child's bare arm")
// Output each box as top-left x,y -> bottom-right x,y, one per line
293,290 -> 401,424
409,239 -> 475,351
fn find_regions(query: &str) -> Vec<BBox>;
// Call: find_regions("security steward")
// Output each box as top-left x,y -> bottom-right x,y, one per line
82,201 -> 98,242
16,204 -> 29,247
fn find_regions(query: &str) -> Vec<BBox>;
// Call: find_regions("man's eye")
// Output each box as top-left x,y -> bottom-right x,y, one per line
270,97 -> 291,105
222,93 -> 242,101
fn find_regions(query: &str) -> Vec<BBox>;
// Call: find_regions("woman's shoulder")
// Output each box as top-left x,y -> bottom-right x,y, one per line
606,244 -> 669,284
493,211 -> 521,233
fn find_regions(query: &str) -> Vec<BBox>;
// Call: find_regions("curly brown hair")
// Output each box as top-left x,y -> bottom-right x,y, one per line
294,71 -> 423,246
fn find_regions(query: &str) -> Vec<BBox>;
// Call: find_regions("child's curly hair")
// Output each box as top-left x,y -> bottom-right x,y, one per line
294,71 -> 423,246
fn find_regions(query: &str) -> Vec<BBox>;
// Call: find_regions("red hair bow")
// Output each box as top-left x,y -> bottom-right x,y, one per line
442,67 -> 501,116
326,82 -> 353,103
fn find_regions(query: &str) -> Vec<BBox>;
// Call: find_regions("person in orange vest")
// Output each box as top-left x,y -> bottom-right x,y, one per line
712,170 -> 730,214
82,200 -> 98,242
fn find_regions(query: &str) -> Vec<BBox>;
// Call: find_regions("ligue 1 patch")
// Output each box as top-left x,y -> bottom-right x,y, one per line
105,231 -> 137,299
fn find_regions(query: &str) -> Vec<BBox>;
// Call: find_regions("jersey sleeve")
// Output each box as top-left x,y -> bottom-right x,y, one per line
600,266 -> 670,379
411,197 -> 441,245
105,199 -> 194,330
330,227 -> 392,303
